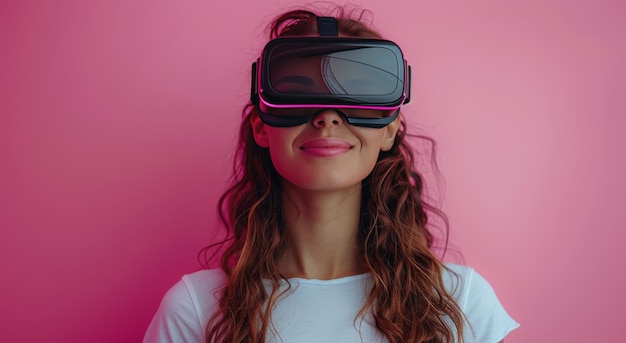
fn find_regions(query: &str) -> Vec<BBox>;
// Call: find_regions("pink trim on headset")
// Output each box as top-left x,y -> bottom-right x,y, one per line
257,93 -> 406,111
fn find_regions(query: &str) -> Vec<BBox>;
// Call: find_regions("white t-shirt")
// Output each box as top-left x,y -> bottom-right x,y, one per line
144,264 -> 519,343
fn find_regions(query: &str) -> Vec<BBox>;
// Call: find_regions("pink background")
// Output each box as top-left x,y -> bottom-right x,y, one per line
1,0 -> 624,342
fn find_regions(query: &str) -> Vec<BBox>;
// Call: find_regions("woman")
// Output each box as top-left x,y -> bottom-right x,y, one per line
144,6 -> 519,343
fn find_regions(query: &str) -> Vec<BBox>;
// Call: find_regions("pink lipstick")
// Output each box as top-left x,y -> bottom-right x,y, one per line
300,137 -> 352,157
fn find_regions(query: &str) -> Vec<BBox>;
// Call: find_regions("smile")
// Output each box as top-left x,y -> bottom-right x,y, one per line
300,137 -> 353,157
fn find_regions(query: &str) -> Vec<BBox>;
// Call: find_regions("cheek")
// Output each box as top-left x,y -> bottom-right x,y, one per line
267,146 -> 314,189
268,146 -> 293,171
360,131 -> 388,153
362,148 -> 382,173
360,133 -> 388,165
265,132 -> 297,174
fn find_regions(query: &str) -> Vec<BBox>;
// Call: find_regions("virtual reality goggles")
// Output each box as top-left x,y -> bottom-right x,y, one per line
250,37 -> 411,128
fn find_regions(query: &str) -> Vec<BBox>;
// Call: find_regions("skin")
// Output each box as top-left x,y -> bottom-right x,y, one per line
252,111 -> 508,342
251,109 -> 399,280
251,38 -> 508,342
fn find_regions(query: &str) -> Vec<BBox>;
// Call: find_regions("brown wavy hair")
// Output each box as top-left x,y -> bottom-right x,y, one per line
202,6 -> 465,343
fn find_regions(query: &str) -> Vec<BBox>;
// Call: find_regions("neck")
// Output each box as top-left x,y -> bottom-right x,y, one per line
279,182 -> 365,280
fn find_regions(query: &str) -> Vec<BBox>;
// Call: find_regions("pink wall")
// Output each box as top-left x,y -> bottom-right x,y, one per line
1,0 -> 624,342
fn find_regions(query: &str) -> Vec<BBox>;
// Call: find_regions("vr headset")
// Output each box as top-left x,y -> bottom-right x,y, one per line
250,17 -> 411,128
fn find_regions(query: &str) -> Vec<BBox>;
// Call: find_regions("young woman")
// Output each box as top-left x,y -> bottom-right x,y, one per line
144,6 -> 519,343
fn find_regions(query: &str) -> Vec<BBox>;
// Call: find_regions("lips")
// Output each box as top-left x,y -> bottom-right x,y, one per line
300,137 -> 353,156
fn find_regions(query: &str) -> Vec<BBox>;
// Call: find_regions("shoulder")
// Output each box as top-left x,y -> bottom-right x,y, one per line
181,268 -> 226,300
143,269 -> 226,343
163,269 -> 225,320
441,263 -> 490,307
442,263 -> 520,343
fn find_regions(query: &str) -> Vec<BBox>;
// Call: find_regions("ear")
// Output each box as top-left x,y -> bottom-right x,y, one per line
250,111 -> 269,148
380,117 -> 400,152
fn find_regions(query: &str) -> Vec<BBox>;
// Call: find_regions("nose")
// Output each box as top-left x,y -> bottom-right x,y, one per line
312,109 -> 344,128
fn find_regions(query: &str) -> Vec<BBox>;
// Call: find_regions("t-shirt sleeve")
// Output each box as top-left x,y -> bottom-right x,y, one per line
458,267 -> 520,343
143,279 -> 205,343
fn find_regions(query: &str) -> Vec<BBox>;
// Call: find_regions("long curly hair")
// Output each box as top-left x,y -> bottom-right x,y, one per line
201,6 -> 465,343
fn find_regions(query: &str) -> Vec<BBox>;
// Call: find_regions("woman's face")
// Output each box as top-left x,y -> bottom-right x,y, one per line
251,109 -> 399,193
